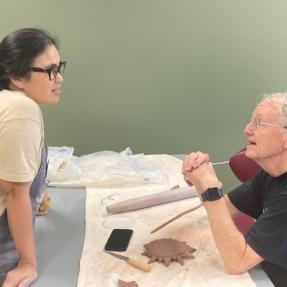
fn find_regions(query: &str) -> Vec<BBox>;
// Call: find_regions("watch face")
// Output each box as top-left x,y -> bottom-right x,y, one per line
207,188 -> 221,200
204,187 -> 223,201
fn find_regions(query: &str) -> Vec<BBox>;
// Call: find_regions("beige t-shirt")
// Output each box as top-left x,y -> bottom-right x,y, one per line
0,89 -> 44,216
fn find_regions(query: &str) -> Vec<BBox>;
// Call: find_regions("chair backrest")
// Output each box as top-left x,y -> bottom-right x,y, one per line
229,148 -> 261,182
229,148 -> 261,234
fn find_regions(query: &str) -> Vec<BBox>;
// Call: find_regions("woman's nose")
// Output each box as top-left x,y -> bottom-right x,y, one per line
54,72 -> 63,82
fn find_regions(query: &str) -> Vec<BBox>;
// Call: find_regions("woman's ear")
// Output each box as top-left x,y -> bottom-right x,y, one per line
9,76 -> 24,90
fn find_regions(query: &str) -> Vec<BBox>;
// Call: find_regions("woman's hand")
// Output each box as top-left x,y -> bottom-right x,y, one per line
3,262 -> 37,287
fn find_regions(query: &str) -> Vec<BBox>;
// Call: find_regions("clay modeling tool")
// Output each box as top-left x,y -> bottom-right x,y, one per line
150,203 -> 203,233
212,161 -> 229,166
105,251 -> 150,272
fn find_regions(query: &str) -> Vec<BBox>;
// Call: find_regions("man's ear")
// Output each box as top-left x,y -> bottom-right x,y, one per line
9,76 -> 24,90
283,132 -> 287,150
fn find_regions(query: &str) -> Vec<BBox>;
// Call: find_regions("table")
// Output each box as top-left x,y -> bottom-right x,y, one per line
31,187 -> 274,287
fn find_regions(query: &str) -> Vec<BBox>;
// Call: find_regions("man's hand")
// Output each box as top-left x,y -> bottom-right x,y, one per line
182,151 -> 221,193
182,151 -> 210,173
2,262 -> 37,287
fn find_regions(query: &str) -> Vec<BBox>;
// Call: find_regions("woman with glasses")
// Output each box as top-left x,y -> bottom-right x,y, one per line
182,93 -> 287,286
0,28 -> 66,287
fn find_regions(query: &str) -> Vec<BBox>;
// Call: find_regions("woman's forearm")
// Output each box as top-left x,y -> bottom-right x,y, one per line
5,182 -> 36,267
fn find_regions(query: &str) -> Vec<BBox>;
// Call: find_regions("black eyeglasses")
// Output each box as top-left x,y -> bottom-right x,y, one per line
30,61 -> 66,81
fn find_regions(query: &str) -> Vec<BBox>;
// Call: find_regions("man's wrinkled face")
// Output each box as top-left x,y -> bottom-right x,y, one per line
244,100 -> 287,161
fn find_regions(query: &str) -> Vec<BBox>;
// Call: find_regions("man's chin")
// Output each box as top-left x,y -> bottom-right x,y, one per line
245,146 -> 256,159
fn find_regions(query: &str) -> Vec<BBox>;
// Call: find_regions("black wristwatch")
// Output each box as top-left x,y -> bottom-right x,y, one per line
201,187 -> 224,202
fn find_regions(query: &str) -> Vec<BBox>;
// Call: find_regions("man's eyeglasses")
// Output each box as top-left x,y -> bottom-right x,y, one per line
30,61 -> 66,81
249,116 -> 287,129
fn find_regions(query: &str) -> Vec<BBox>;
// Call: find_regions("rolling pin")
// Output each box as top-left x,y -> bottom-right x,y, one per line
106,185 -> 197,214
105,160 -> 229,214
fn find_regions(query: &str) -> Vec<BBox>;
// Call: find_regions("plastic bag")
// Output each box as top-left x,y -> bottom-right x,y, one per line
47,147 -> 169,188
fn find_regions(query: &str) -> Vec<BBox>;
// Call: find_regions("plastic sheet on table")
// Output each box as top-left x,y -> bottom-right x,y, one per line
47,147 -> 169,188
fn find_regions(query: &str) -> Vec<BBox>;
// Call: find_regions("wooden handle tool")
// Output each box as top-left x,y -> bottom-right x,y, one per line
105,251 -> 150,272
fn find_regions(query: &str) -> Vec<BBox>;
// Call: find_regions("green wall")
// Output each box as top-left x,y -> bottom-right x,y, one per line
1,0 -> 287,188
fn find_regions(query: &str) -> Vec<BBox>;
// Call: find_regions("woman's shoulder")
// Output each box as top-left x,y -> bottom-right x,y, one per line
0,89 -> 42,122
0,89 -> 37,106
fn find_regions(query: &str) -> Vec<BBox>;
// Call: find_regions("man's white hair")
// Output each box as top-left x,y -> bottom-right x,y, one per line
263,92 -> 287,126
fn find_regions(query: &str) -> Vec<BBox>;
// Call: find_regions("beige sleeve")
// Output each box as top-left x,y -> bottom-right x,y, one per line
0,118 -> 42,182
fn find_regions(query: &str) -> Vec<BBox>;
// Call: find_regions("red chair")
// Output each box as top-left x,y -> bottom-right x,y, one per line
229,148 -> 261,182
228,148 -> 261,234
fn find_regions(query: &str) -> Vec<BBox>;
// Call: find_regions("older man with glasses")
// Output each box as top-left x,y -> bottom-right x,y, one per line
182,93 -> 287,286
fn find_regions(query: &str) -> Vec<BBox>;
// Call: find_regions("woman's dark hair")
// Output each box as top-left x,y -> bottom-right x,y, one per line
0,28 -> 58,90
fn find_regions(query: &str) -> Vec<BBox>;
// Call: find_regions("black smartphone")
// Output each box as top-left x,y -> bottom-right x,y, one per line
104,228 -> 133,251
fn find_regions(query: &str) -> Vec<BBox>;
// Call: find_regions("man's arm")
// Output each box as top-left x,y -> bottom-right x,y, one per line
203,196 -> 262,274
224,195 -> 244,219
1,180 -> 37,287
182,152 -> 263,274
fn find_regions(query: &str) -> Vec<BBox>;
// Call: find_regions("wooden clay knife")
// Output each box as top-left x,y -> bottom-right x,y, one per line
105,251 -> 150,272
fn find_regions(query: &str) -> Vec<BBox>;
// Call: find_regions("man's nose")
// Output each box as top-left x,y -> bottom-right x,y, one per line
244,121 -> 254,136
